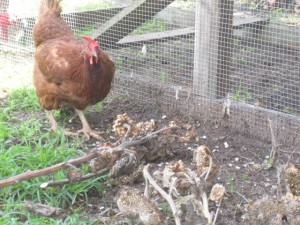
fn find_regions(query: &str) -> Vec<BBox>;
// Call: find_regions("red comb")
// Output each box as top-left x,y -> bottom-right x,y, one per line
82,36 -> 99,46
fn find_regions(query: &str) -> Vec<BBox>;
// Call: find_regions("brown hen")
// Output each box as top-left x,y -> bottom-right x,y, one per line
33,0 -> 115,139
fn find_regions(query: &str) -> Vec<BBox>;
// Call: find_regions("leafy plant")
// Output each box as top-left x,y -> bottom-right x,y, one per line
231,81 -> 251,102
233,39 -> 241,45
159,71 -> 168,82
229,177 -> 235,193
242,172 -> 249,181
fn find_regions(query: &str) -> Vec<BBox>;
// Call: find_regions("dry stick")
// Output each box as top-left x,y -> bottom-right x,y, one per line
0,126 -> 180,189
40,168 -> 109,188
268,118 -> 279,168
268,118 -> 285,198
113,125 -> 180,151
279,149 -> 300,155
143,164 -> 181,225
212,198 -> 223,225
203,155 -> 213,181
0,152 -> 99,189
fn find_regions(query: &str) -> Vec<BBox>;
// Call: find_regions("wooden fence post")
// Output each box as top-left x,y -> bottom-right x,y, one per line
193,0 -> 234,99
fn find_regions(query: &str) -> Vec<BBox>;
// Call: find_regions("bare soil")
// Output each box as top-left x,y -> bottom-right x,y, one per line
61,96 -> 299,225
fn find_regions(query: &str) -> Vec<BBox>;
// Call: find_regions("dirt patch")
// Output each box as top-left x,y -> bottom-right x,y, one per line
52,96 -> 298,225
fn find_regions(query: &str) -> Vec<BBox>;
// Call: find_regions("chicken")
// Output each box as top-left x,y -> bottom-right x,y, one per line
0,11 -> 16,42
33,0 -> 115,140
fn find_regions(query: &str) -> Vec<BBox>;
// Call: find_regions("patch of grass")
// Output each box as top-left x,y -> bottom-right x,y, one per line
268,8 -> 284,21
74,25 -> 95,38
237,57 -> 246,65
75,1 -> 117,11
170,0 -> 196,9
283,107 -> 294,114
159,71 -> 168,82
229,177 -> 235,193
161,202 -> 170,214
242,172 -> 249,181
0,87 -> 108,224
245,47 -> 256,52
5,87 -> 39,111
233,39 -> 241,45
132,18 -> 169,35
231,81 -> 251,102
115,56 -> 124,72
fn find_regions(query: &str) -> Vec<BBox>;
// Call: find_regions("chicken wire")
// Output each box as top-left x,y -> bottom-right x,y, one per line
1,0 -> 300,142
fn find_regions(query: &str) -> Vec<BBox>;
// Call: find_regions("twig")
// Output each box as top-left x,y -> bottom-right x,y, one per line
235,191 -> 249,203
212,198 -> 223,225
284,148 -> 297,170
0,126 -> 180,189
40,168 -> 109,188
168,177 -> 180,197
201,156 -> 212,181
144,173 -> 150,199
143,164 -> 181,225
268,118 -> 279,168
279,149 -> 300,155
122,123 -> 132,142
0,152 -> 99,189
113,125 -> 180,151
201,191 -> 212,224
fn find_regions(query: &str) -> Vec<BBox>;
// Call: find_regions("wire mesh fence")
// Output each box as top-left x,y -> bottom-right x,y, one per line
1,0 -> 300,142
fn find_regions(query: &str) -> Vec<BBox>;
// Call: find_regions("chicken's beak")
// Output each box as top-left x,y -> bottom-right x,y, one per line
92,50 -> 98,58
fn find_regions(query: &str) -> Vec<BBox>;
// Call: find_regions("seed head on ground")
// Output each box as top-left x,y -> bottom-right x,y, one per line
116,187 -> 163,225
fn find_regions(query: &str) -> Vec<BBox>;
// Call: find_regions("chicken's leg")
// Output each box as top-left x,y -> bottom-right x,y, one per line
75,109 -> 104,140
44,110 -> 58,131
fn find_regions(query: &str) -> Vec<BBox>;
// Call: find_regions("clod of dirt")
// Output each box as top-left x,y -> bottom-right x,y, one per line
22,203 -> 65,218
116,186 -> 164,225
243,195 -> 300,225
66,165 -> 83,181
285,164 -> 300,197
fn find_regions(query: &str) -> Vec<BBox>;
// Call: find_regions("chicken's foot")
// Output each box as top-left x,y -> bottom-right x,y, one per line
75,109 -> 105,140
44,110 -> 58,131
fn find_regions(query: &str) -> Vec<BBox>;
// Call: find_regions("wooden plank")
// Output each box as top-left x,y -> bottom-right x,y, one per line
117,16 -> 268,46
91,0 -> 174,48
233,17 -> 269,29
117,27 -> 194,45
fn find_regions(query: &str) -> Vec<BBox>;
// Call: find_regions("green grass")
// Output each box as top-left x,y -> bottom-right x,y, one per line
75,1 -> 117,11
74,25 -> 95,38
0,87 -> 108,224
229,177 -> 235,193
132,18 -> 169,35
231,81 -> 251,102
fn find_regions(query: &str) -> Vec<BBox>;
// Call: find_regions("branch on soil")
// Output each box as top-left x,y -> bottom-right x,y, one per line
143,164 -> 182,225
0,125 -> 180,189
40,168 -> 109,188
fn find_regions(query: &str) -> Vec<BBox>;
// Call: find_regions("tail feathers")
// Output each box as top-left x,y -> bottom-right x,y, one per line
39,0 -> 62,16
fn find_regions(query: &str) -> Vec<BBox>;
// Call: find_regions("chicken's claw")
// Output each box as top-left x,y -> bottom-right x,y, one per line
77,129 -> 105,140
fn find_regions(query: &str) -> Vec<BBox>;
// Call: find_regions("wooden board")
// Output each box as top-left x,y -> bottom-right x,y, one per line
117,27 -> 194,45
91,0 -> 174,48
117,16 -> 269,46
233,17 -> 269,29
